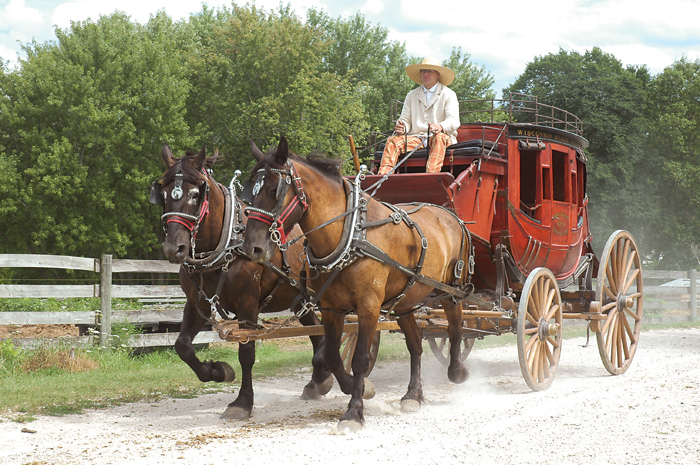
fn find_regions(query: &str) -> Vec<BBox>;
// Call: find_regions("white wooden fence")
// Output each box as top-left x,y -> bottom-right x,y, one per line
0,254 -> 225,348
0,254 -> 697,349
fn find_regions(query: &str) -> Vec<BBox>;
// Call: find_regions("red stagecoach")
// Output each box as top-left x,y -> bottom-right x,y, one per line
352,93 -> 643,390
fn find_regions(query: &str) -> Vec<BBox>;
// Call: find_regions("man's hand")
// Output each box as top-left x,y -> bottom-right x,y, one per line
428,123 -> 443,134
394,120 -> 405,135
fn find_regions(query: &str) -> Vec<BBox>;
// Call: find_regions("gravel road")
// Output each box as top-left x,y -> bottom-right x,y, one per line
2,327 -> 699,465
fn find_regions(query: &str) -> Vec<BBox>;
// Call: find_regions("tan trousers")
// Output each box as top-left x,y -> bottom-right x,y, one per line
378,133 -> 451,175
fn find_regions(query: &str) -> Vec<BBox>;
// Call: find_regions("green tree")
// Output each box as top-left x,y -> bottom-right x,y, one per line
181,4 -> 369,177
442,47 -> 496,121
504,47 -> 654,255
306,10 -> 412,135
0,11 -> 192,258
645,57 -> 700,267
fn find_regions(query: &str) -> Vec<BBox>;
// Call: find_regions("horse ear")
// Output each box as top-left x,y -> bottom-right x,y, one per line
194,145 -> 206,170
250,139 -> 265,162
275,135 -> 289,165
162,143 -> 175,167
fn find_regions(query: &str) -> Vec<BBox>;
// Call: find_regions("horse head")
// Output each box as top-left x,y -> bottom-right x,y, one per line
240,136 -> 309,263
151,143 -> 221,264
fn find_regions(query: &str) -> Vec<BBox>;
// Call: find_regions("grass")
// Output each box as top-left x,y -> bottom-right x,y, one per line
1,320 -> 698,420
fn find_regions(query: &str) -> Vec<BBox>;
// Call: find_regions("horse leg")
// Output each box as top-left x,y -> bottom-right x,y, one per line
337,314 -> 378,431
396,313 -> 424,412
221,337 -> 256,420
321,310 -> 356,395
175,301 -> 235,383
298,310 -> 334,400
443,300 -> 469,384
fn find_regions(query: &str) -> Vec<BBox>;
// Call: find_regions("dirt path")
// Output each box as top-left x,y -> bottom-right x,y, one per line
2,327 -> 699,465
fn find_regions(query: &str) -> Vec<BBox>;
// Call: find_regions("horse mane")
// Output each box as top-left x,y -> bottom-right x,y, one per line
162,149 -> 220,185
250,146 -> 343,185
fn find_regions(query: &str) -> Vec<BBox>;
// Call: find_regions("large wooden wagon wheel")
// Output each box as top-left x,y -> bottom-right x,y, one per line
340,331 -> 381,375
595,230 -> 643,375
517,267 -> 563,391
427,336 -> 475,366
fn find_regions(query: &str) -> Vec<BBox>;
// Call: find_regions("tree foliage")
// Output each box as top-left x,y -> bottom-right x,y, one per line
0,11 -> 191,258
644,57 -> 700,266
181,4 -> 369,178
306,10 -> 412,134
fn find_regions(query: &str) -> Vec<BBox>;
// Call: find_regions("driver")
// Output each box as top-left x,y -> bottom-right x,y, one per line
378,57 -> 460,175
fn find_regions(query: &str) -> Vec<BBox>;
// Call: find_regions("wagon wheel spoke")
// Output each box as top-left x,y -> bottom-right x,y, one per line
340,332 -> 357,373
621,314 -> 637,344
622,268 -> 640,295
526,307 -> 539,327
427,336 -> 474,366
618,239 -> 630,285
601,301 -> 617,312
603,284 -> 617,301
531,282 -> 541,319
601,307 -> 617,335
545,303 -> 560,322
525,333 -> 539,354
624,307 -> 641,322
339,331 -> 382,375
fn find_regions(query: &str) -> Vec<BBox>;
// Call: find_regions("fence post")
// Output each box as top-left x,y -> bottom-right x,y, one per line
690,269 -> 697,322
100,254 -> 113,347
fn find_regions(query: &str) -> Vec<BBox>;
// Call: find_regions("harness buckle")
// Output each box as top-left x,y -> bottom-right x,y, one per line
421,238 -> 428,249
454,259 -> 465,280
296,301 -> 317,318
391,212 -> 402,224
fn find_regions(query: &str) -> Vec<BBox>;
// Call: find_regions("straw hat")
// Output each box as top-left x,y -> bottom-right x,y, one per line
405,57 -> 455,86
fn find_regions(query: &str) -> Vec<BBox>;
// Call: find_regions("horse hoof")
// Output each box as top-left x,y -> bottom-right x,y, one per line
220,406 -> 250,420
448,364 -> 469,384
400,399 -> 421,413
301,384 -> 321,400
316,375 -> 334,396
212,361 -> 236,383
362,378 -> 375,400
337,420 -> 362,434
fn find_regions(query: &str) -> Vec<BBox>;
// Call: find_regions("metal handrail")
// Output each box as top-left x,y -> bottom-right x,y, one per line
390,93 -> 583,136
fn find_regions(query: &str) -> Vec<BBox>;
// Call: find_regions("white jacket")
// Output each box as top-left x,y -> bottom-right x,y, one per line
398,83 -> 460,145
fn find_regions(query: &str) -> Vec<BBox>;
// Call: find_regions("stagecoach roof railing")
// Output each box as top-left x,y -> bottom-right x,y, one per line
389,92 -> 583,137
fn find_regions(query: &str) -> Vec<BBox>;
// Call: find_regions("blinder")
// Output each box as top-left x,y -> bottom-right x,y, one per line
150,180 -> 164,207
149,176 -> 207,208
240,169 -> 289,205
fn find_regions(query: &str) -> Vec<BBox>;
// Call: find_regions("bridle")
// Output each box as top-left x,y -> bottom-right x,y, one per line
241,161 -> 308,249
150,168 -> 211,257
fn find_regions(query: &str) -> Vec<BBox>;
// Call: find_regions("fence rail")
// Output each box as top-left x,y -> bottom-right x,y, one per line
1,254 -> 698,349
0,254 -> 226,349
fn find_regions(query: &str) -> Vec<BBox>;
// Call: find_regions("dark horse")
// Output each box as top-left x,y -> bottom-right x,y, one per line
151,143 -> 334,419
241,136 -> 471,431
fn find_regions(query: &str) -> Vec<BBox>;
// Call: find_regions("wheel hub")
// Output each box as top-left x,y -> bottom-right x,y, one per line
538,318 -> 559,341
616,292 -> 634,313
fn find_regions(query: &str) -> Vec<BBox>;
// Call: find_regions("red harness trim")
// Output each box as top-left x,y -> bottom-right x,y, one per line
247,196 -> 302,244
166,198 -> 209,232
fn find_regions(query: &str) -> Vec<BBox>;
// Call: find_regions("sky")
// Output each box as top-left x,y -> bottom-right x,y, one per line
1,0 -> 699,93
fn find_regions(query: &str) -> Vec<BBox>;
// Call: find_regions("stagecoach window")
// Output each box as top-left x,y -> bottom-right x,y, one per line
552,150 -> 567,202
520,150 -> 539,219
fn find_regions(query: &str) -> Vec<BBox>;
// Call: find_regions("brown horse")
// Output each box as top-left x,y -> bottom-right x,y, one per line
151,143 -> 334,420
240,136 -> 471,431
